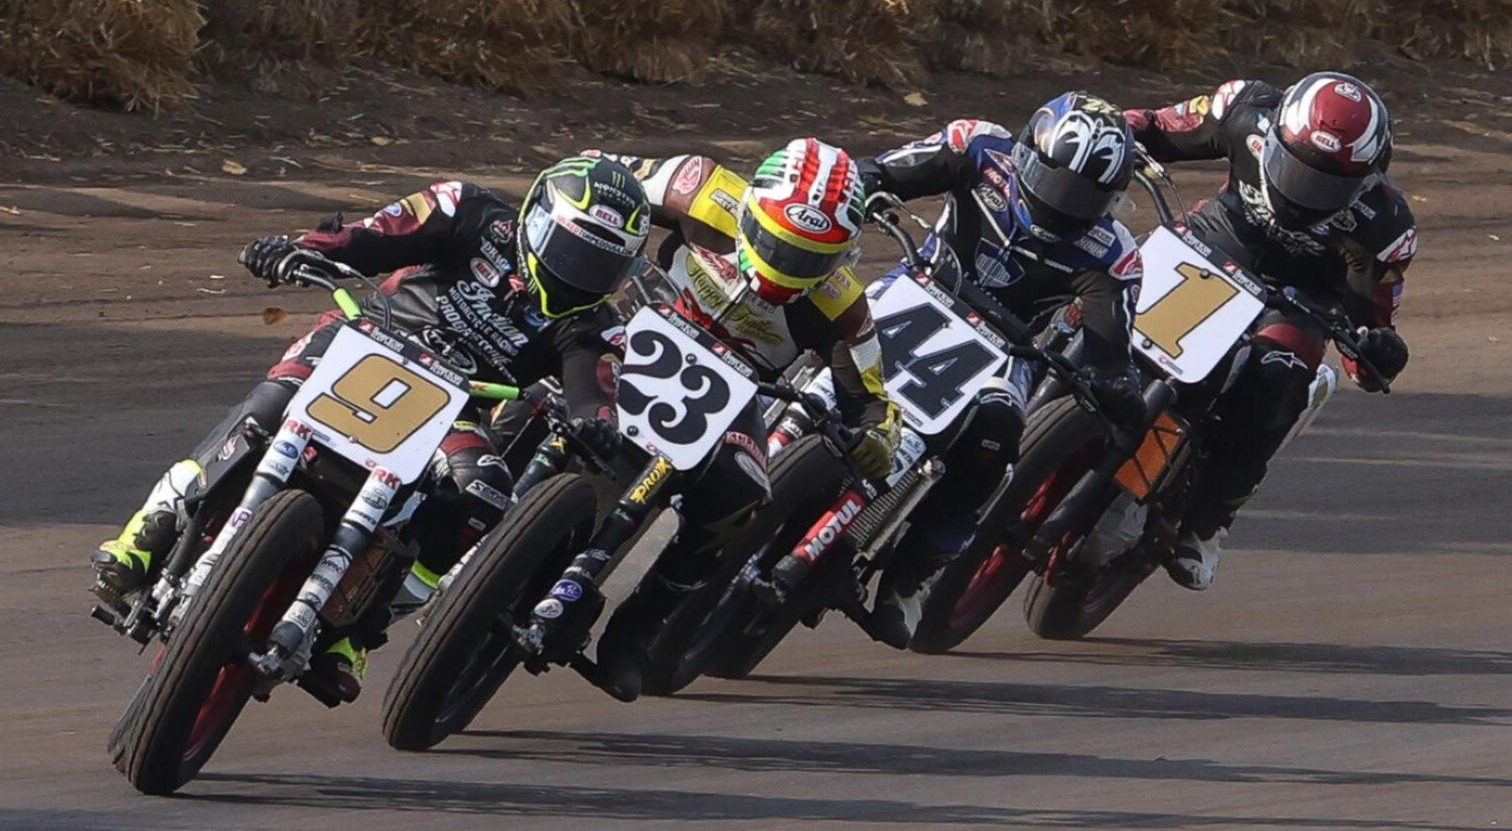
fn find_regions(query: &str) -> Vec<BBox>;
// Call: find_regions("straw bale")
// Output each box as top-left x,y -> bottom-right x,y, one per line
1220,0 -> 1360,67
199,0 -> 359,94
358,0 -> 571,93
569,0 -> 734,82
0,0 -> 200,111
1047,0 -> 1221,68
1365,0 -> 1512,68
921,0 -> 1037,74
748,0 -> 930,88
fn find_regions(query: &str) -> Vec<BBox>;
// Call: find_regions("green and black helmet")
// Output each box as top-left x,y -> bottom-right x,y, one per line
518,156 -> 651,318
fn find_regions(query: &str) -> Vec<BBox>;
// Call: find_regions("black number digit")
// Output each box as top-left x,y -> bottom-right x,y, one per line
875,302 -> 949,377
894,340 -> 996,418
619,328 -> 733,447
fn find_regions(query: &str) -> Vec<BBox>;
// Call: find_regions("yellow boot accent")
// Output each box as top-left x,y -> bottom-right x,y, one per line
324,637 -> 368,679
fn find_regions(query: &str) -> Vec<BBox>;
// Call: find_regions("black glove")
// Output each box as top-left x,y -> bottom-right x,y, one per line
1353,327 -> 1408,389
1088,367 -> 1147,430
568,416 -> 621,462
238,235 -> 299,287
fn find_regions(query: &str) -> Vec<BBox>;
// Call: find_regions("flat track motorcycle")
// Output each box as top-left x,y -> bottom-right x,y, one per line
933,156 -> 1391,645
101,251 -> 522,794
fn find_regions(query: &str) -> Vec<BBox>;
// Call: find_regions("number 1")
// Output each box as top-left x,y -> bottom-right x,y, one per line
1136,262 -> 1240,358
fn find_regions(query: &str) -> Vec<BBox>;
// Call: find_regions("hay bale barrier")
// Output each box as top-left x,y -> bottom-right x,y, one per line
199,0 -> 359,94
748,0 -> 931,88
570,0 -> 733,83
0,0 -> 200,112
356,0 -> 571,93
2,0 -> 1510,113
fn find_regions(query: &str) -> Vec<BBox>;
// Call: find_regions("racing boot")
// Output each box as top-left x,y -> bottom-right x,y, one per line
303,637 -> 366,705
91,460 -> 201,606
389,560 -> 443,619
1166,527 -> 1226,591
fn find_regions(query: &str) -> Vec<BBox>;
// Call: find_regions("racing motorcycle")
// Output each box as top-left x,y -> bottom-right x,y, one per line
662,196 -> 1106,682
100,251 -> 522,794
921,157 -> 1389,645
379,286 -> 855,750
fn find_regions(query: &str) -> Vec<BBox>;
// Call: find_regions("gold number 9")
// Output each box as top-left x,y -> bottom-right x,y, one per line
308,354 -> 449,453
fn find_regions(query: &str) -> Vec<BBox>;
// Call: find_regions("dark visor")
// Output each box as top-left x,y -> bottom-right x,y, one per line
1262,131 -> 1368,212
738,208 -> 847,282
1012,142 -> 1118,222
524,204 -> 637,295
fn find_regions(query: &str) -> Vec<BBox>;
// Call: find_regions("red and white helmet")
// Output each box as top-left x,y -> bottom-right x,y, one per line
1263,72 -> 1391,229
737,138 -> 865,305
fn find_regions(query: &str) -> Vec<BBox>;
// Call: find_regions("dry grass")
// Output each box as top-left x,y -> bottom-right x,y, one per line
570,0 -> 734,82
0,0 -> 200,112
199,0 -> 358,94
1365,0 -> 1512,68
357,0 -> 572,94
748,0 -> 931,89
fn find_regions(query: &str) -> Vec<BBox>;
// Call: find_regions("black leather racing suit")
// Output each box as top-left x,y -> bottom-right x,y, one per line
1125,80 -> 1416,534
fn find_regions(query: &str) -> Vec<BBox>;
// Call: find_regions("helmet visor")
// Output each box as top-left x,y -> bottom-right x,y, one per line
522,203 -> 638,296
737,206 -> 849,288
1262,131 -> 1369,213
1012,141 -> 1118,222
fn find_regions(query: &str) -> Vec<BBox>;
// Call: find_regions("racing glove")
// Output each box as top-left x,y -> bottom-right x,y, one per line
1088,367 -> 1147,430
1348,327 -> 1408,391
850,403 -> 902,481
239,235 -> 299,287
568,416 -> 622,462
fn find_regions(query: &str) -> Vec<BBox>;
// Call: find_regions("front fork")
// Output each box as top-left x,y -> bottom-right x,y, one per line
515,454 -> 677,659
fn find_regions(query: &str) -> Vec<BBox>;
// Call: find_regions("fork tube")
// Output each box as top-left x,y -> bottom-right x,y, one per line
532,454 -> 677,625
266,466 -> 401,656
179,419 -> 313,602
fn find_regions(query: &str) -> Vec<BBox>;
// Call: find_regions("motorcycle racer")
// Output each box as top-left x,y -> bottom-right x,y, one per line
854,93 -> 1147,613
1124,72 -> 1414,589
580,138 -> 901,684
91,156 -> 649,698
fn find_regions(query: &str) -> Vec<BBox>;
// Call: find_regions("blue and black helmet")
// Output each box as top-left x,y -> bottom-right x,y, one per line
1009,92 -> 1134,242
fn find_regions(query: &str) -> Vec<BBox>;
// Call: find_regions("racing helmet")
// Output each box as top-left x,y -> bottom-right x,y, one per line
1010,92 -> 1135,242
1262,71 -> 1391,230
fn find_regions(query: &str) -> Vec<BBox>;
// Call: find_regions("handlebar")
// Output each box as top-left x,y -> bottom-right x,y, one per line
1266,286 -> 1391,394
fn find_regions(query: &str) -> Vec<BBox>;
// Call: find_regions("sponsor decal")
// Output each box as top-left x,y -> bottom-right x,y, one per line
672,156 -> 705,196
549,579 -> 584,603
783,202 -> 833,234
710,188 -> 738,213
534,598 -> 564,619
796,492 -> 866,563
1260,350 -> 1309,370
1334,82 -> 1362,102
283,419 -> 313,438
1085,225 -> 1116,247
274,440 -> 299,458
628,455 -> 675,504
488,218 -> 512,244
734,448 -> 769,491
399,192 -> 432,223
382,202 -> 405,217
216,437 -> 239,462
590,204 -> 624,228
465,479 -> 510,510
1074,236 -> 1109,259
470,256 -> 502,288
1246,134 -> 1265,159
361,490 -> 387,510
974,183 -> 1007,213
723,430 -> 766,468
477,454 -> 508,470
1310,131 -> 1341,153
1378,227 -> 1418,263
281,331 -> 315,362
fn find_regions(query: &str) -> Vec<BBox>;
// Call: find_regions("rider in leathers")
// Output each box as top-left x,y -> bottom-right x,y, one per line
92,157 -> 648,698
579,139 -> 901,690
1124,72 -> 1414,588
854,93 -> 1148,627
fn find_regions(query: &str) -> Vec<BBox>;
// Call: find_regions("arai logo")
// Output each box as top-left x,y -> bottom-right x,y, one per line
783,202 -> 833,234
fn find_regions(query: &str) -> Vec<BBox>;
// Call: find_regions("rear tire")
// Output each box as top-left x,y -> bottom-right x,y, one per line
1023,549 -> 1157,640
905,396 -> 1106,652
381,473 -> 597,751
116,490 -> 324,795
681,436 -> 848,682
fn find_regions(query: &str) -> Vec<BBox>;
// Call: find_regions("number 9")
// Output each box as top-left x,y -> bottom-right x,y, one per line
307,354 -> 450,453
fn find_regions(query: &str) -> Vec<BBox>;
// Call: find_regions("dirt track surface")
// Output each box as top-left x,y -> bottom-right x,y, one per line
3,65 -> 1512,830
